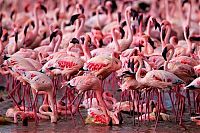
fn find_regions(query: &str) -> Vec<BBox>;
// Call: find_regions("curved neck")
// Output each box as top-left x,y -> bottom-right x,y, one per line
60,0 -> 65,13
96,8 -> 101,28
112,29 -> 120,52
33,7 -> 39,36
135,57 -> 143,82
164,25 -> 171,44
186,3 -> 191,27
164,45 -> 174,71
165,0 -> 169,20
120,9 -> 133,50
53,34 -> 62,53
82,37 -> 92,60
186,39 -> 192,55
75,17 -> 85,38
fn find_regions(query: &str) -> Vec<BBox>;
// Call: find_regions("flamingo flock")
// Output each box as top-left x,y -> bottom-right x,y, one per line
0,0 -> 200,129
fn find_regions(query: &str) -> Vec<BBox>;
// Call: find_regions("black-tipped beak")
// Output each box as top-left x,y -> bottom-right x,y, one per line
50,30 -> 58,42
39,69 -> 44,73
69,14 -> 80,25
132,25 -> 136,35
185,26 -> 190,39
80,37 -> 85,44
79,4 -> 84,14
117,12 -> 121,23
67,82 -> 75,88
152,18 -> 161,31
148,38 -> 156,49
3,55 -> 10,60
189,36 -> 200,42
127,59 -> 131,68
24,24 -> 29,37
161,27 -> 166,41
182,0 -> 189,6
120,21 -> 127,28
40,5 -> 47,14
70,38 -> 79,44
31,21 -> 35,28
2,32 -> 8,42
117,89 -> 122,92
10,10 -> 15,20
119,27 -> 125,39
0,26 -> 2,38
138,44 -> 144,52
66,4 -> 71,12
144,15 -> 150,27
162,47 -> 168,61
15,31 -> 18,44
56,11 -> 60,21
48,66 -> 56,70
130,59 -> 135,72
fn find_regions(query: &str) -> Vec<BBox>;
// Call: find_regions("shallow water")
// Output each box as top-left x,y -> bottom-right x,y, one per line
1,108 -> 200,133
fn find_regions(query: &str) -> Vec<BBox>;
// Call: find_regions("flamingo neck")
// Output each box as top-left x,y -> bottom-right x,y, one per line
165,0 -> 170,21
53,34 -> 62,53
82,38 -> 92,60
164,25 -> 171,44
33,7 -> 39,36
75,18 -> 85,38
136,58 -> 143,82
164,45 -> 174,71
112,29 -> 120,52
186,3 -> 191,27
121,9 -> 133,50
146,17 -> 152,36
186,39 -> 192,56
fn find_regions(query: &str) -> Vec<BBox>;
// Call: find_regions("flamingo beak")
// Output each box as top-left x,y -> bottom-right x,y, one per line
130,59 -> 135,73
40,5 -> 47,14
152,18 -> 161,31
50,30 -> 58,42
119,27 -> 125,39
79,4 -> 84,13
189,36 -> 200,42
39,69 -> 44,73
162,47 -> 168,61
14,31 -> 18,44
185,26 -> 190,39
0,26 -> 2,38
56,11 -> 60,21
70,38 -> 79,44
30,21 -> 35,29
10,10 -> 15,20
69,14 -> 81,25
161,27 -> 166,41
138,43 -> 144,52
117,12 -> 121,23
138,14 -> 143,25
3,55 -> 10,60
65,4 -> 71,12
120,21 -> 127,28
24,24 -> 29,37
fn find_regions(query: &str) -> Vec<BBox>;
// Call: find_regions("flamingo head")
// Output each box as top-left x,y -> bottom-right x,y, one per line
70,38 -> 79,44
152,17 -> 161,31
